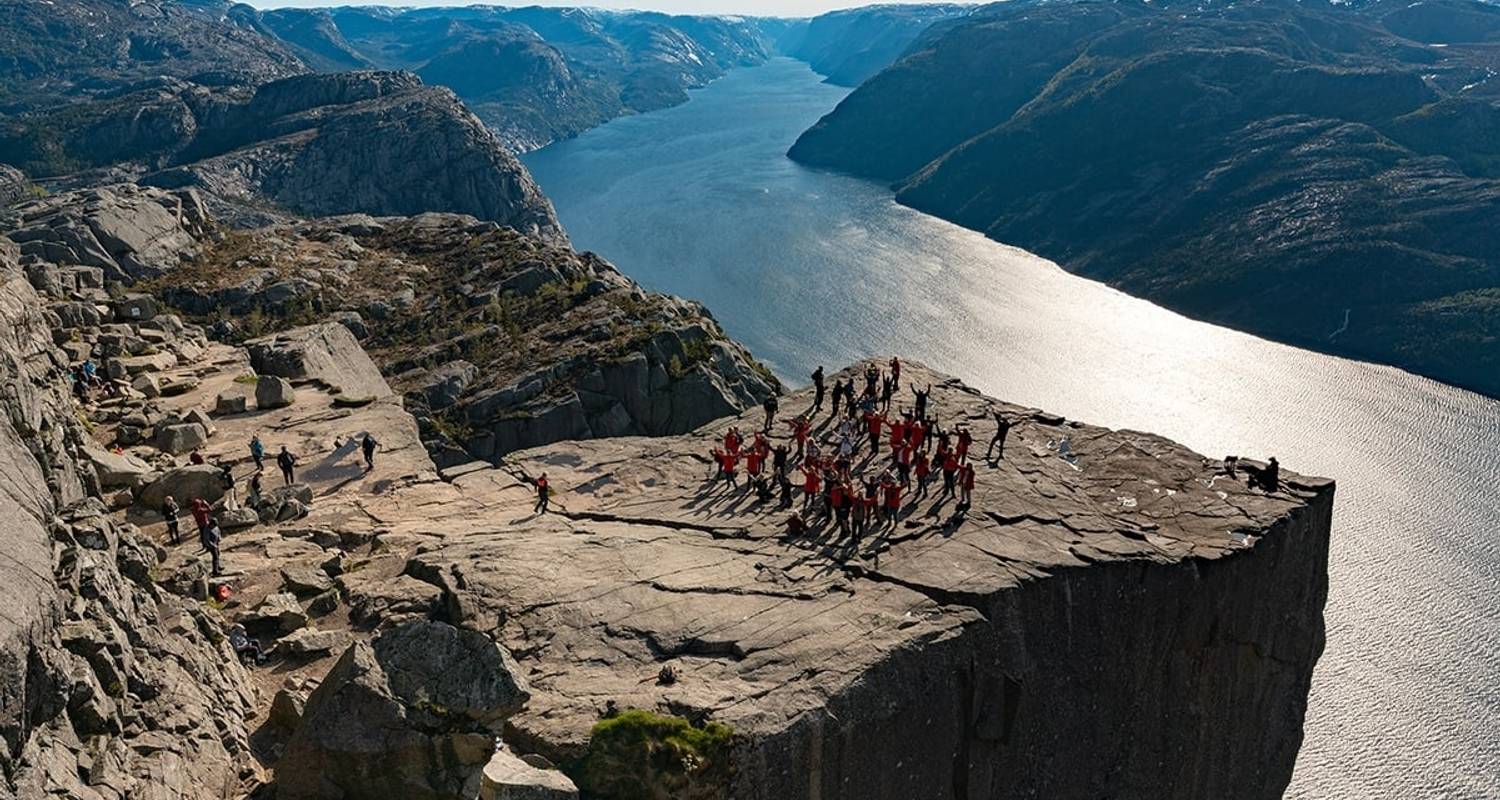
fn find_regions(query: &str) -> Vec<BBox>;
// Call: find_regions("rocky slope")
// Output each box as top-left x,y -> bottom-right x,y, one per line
0,174 -> 1334,799
239,5 -> 777,152
789,0 -> 1500,398
776,3 -> 972,86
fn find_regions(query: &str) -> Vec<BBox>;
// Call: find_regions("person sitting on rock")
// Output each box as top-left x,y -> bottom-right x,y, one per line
533,473 -> 549,514
228,624 -> 265,665
162,495 -> 181,545
362,434 -> 379,472
277,446 -> 297,486
785,511 -> 807,539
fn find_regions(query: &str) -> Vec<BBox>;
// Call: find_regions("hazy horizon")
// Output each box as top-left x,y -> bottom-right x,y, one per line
243,0 -> 964,19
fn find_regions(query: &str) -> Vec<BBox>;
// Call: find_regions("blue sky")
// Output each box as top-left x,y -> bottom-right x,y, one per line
244,0 -> 952,19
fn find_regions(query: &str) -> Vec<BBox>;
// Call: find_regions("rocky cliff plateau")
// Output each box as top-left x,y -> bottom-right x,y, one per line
0,185 -> 1333,798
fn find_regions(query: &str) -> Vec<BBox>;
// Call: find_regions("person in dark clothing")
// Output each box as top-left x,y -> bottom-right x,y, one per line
248,471 -> 263,508
785,511 -> 807,539
162,496 -> 181,545
203,522 -> 222,576
362,434 -> 379,471
189,450 -> 206,465
811,367 -> 826,413
986,412 -> 1013,461
911,384 -> 932,420
772,443 -> 790,477
762,394 -> 779,433
830,379 -> 844,419
777,471 -> 794,507
534,473 -> 550,513
1253,457 -> 1281,493
879,376 -> 894,413
863,363 -> 879,395
276,446 -> 297,486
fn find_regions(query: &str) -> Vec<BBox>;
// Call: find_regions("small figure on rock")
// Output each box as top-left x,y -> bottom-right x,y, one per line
762,394 -> 778,433
203,521 -> 222,576
277,446 -> 298,486
250,435 -> 266,471
889,356 -> 902,389
986,411 -> 1013,462
811,366 -> 826,414
533,473 -> 550,514
228,624 -> 266,665
248,471 -> 263,507
189,450 -> 206,465
785,510 -> 806,539
162,495 -> 181,545
657,664 -> 679,686
959,462 -> 976,509
911,383 -> 932,421
190,496 -> 213,537
362,434 -> 379,472
220,463 -> 237,508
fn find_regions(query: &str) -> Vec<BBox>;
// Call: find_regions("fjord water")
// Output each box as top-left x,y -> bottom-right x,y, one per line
524,57 -> 1499,798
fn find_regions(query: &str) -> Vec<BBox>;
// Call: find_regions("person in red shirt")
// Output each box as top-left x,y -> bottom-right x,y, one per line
896,442 -> 914,486
910,418 -> 928,452
830,480 -> 849,537
724,427 -> 741,455
801,463 -> 821,508
956,426 -> 973,462
864,410 -> 884,453
888,415 -> 907,453
721,449 -> 740,487
889,356 -> 901,389
746,447 -> 763,479
786,415 -> 811,458
914,450 -> 933,498
941,451 -> 961,498
882,477 -> 902,521
189,497 -> 212,535
850,485 -> 868,540
533,473 -> 550,513
959,462 -> 976,507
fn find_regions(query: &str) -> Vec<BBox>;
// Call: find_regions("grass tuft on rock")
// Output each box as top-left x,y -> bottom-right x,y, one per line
570,709 -> 733,800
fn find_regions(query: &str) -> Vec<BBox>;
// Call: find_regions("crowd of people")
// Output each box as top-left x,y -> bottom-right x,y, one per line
704,358 -> 1014,542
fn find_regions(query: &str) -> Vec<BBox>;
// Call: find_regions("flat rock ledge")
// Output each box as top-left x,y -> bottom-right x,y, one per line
360,363 -> 1333,800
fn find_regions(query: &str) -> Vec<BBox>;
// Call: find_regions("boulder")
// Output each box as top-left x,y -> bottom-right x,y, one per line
155,422 -> 208,454
214,392 -> 247,416
248,323 -> 391,399
479,751 -> 579,800
131,373 -> 161,398
255,375 -> 296,410
218,506 -> 259,531
240,592 -> 307,634
254,483 -> 314,523
138,464 -> 226,508
275,628 -> 344,657
275,621 -> 530,800
82,446 -> 152,490
112,294 -> 159,322
419,360 -> 477,411
281,567 -> 335,596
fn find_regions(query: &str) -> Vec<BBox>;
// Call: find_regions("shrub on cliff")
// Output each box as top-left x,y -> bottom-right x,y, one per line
571,709 -> 733,800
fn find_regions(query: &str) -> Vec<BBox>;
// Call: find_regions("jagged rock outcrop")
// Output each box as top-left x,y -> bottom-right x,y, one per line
151,209 -> 778,463
0,236 -> 258,799
275,620 -> 531,800
0,165 -> 29,207
1,184 -> 210,284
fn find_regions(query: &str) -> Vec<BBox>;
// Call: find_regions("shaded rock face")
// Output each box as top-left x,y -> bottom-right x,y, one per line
275,620 -> 530,800
0,165 -> 29,208
788,0 -> 1500,398
248,322 -> 393,400
776,4 -> 972,86
0,238 -> 256,799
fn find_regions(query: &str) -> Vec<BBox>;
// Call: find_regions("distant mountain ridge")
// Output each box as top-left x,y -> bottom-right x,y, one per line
790,0 -> 1500,398
234,4 -> 779,151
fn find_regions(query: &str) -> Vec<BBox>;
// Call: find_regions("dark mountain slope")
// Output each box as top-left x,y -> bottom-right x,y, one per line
790,0 -> 1500,396
779,3 -> 973,86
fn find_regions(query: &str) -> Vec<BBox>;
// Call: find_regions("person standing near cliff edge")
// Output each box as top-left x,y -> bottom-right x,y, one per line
986,411 -> 1013,462
811,366 -> 826,414
534,473 -> 550,514
762,394 -> 778,433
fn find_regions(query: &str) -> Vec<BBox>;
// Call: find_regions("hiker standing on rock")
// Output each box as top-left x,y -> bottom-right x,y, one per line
889,357 -> 902,389
277,446 -> 297,486
986,412 -> 1013,462
762,394 -> 778,433
533,473 -> 550,514
248,471 -> 263,508
220,463 -> 237,508
811,366 -> 826,414
250,435 -> 266,471
362,434 -> 379,472
830,378 -> 844,419
203,522 -> 222,576
189,497 -> 212,538
959,462 -> 976,508
911,384 -> 932,421
162,495 -> 181,545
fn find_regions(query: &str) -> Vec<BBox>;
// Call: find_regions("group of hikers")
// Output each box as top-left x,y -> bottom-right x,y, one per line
156,431 -> 382,576
704,358 -> 1017,542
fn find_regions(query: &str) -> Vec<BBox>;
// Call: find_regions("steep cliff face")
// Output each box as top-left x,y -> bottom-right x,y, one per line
788,0 -> 1500,398
0,237 -> 258,799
